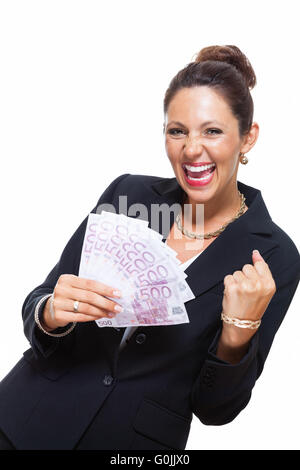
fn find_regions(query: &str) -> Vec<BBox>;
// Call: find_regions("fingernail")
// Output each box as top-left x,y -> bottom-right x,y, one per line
113,290 -> 122,297
253,249 -> 260,255
114,305 -> 123,313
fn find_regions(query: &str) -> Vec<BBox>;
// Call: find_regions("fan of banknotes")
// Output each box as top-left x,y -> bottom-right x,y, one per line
78,211 -> 195,328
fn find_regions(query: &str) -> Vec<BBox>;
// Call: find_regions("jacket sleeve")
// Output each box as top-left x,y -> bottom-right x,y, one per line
22,173 -> 130,359
189,258 -> 300,425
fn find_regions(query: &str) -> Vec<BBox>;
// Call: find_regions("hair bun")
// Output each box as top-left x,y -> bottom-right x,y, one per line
193,45 -> 256,90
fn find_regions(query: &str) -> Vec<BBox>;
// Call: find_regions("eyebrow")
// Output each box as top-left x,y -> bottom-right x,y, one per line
166,120 -> 226,128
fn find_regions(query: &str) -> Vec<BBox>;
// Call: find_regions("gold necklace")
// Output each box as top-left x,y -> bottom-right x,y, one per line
175,190 -> 246,240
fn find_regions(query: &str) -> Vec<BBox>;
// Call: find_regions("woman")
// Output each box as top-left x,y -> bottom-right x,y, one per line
0,45 -> 299,450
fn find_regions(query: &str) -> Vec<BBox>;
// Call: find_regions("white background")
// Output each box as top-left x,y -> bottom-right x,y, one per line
0,0 -> 299,450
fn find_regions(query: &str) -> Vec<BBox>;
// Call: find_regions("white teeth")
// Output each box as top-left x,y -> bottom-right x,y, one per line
184,163 -> 215,172
188,174 -> 213,181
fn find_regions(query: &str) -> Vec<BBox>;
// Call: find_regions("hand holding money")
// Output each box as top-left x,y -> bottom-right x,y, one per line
41,274 -> 124,331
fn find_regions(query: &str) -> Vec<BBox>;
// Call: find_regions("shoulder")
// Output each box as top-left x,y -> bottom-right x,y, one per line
269,217 -> 299,261
267,219 -> 300,280
93,173 -> 169,214
239,180 -> 300,277
270,220 -> 299,252
99,173 -> 168,199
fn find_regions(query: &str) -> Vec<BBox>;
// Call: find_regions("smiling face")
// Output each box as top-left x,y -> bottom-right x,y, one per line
164,86 -> 256,208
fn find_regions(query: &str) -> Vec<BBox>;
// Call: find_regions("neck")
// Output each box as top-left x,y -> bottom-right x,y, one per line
181,181 -> 242,232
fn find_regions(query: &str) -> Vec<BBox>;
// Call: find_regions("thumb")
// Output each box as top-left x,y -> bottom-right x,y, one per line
252,249 -> 264,264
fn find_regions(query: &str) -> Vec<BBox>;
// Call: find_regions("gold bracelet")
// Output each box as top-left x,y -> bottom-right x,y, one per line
221,312 -> 261,330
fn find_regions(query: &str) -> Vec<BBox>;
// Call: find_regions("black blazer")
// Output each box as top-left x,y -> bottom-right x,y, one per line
0,173 -> 299,450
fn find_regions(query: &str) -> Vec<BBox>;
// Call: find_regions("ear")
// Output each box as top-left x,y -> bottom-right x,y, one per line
240,122 -> 259,154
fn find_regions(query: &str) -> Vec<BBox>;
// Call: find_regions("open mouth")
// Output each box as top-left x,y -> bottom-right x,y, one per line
182,163 -> 216,181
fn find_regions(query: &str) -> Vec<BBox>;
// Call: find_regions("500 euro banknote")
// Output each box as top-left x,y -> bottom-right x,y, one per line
79,211 -> 195,327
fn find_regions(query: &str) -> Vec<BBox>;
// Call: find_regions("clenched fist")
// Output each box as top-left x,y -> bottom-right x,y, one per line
222,249 -> 277,324
217,250 -> 277,363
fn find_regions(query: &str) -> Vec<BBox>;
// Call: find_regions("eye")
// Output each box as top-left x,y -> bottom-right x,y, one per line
205,128 -> 222,135
167,128 -> 186,136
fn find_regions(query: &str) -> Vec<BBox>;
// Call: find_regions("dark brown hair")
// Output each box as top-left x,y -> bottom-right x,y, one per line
163,45 -> 257,136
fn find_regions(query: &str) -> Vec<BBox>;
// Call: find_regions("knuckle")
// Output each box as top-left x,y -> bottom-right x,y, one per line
57,274 -> 71,284
87,291 -> 102,306
242,264 -> 253,271
239,281 -> 249,291
245,282 -> 256,293
232,271 -> 243,280
265,280 -> 276,295
84,303 -> 93,315
103,286 -> 113,298
84,278 -> 94,290
254,279 -> 262,291
107,299 -> 118,311
227,282 -> 237,292
86,303 -> 102,316
93,292 -> 103,306
97,282 -> 110,296
81,291 -> 91,303
56,275 -> 64,285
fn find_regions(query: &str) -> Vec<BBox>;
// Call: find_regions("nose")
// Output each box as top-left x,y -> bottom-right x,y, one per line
184,135 -> 204,159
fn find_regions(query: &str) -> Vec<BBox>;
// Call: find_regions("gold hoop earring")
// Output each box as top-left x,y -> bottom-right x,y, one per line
240,153 -> 249,165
